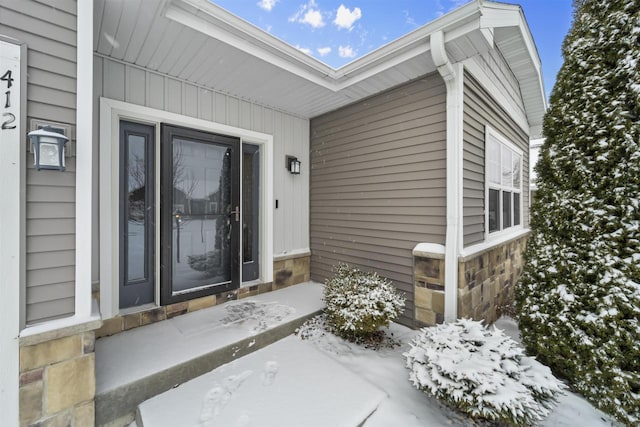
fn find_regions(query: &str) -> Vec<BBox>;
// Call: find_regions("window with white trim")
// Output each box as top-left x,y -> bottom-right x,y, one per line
486,126 -> 522,235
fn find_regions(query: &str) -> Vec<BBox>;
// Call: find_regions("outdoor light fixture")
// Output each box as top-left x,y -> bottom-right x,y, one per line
28,126 -> 69,171
286,155 -> 301,175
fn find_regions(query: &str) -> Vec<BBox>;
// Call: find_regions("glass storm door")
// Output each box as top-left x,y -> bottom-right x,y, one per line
242,144 -> 260,282
119,121 -> 155,309
161,125 -> 240,305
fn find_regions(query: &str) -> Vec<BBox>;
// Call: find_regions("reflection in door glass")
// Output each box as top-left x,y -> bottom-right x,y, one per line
127,134 -> 147,282
172,138 -> 232,292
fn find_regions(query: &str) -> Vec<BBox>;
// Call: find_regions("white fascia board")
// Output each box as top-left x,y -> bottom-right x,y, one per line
481,3 -> 547,136
171,0 -> 484,91
164,5 -> 335,91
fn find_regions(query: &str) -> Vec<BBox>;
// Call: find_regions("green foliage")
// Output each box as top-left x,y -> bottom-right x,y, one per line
516,1 -> 640,425
323,263 -> 405,342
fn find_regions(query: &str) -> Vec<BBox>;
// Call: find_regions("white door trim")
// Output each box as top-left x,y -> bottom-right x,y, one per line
99,98 -> 274,318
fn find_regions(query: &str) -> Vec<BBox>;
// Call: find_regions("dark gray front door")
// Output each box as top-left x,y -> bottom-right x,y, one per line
119,121 -> 155,309
160,125 -> 240,305
242,144 -> 260,282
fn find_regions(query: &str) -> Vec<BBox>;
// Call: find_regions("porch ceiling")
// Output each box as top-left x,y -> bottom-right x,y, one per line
94,0 -> 545,134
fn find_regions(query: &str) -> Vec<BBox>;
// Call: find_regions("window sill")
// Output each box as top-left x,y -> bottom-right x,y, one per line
460,228 -> 530,261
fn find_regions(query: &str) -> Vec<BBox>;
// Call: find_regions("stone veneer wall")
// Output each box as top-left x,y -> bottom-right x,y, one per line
414,254 -> 446,327
96,255 -> 311,338
413,234 -> 528,327
19,321 -> 101,427
458,234 -> 528,323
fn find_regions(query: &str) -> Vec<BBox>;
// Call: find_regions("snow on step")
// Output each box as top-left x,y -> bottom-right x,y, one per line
96,282 -> 324,395
137,336 -> 387,427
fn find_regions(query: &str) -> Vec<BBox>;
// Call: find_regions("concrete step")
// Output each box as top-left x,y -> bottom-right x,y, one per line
95,282 -> 324,427
136,335 -> 386,427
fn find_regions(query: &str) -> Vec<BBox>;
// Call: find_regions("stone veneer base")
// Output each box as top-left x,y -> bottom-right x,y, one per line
413,234 -> 528,327
95,256 -> 311,339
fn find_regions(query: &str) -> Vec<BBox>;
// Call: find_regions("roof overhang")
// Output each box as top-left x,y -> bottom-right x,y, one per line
94,0 -> 546,137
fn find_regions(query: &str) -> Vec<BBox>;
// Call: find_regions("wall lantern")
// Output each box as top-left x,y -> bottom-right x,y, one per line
28,126 -> 69,171
286,155 -> 301,175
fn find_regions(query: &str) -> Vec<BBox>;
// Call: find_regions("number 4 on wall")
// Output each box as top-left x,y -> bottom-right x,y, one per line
1,70 -> 14,89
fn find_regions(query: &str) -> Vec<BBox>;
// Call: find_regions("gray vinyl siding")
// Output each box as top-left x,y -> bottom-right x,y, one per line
309,73 -> 447,327
463,71 -> 530,247
93,55 -> 310,282
0,0 -> 78,324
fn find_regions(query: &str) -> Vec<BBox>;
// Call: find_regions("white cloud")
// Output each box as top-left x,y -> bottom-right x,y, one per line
317,46 -> 332,56
333,4 -> 362,30
257,0 -> 277,11
295,45 -> 312,55
338,45 -> 356,58
289,1 -> 325,28
403,10 -> 418,26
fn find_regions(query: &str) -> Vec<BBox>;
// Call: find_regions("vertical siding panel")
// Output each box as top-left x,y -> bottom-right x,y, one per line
198,88 -> 213,121
309,73 -> 447,327
146,72 -> 164,110
240,100 -> 251,130
103,59 -> 125,101
165,78 -> 181,114
251,104 -> 263,133
227,96 -> 239,127
214,92 -> 226,123
272,110 -> 284,253
126,66 -> 146,106
183,83 -> 198,118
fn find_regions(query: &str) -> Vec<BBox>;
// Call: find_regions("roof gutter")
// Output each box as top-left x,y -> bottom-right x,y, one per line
431,30 -> 464,323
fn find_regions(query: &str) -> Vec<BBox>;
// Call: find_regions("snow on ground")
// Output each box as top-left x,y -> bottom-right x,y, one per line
295,315 -> 618,427
135,313 -> 619,427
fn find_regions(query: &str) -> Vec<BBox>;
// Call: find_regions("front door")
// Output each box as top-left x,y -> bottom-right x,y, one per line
160,124 -> 240,305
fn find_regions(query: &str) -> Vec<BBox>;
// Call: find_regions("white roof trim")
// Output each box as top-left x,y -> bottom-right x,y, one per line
165,0 -> 545,130
170,0 -> 483,89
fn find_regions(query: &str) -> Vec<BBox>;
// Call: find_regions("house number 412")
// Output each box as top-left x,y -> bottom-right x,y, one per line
1,69 -> 16,130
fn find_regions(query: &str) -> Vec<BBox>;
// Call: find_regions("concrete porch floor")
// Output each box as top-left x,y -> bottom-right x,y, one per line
95,282 -> 324,426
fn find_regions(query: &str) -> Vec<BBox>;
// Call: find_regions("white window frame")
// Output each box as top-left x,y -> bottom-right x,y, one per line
99,98 -> 274,319
484,125 -> 523,240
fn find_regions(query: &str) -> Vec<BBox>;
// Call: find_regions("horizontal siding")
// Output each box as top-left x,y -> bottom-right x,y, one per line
93,56 -> 310,283
310,73 -> 447,327
462,71 -> 530,247
0,0 -> 78,324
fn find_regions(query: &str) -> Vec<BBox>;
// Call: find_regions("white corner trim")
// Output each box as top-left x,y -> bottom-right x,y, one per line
413,243 -> 445,260
99,98 -> 274,318
0,38 -> 25,427
431,31 -> 464,323
75,0 -> 93,320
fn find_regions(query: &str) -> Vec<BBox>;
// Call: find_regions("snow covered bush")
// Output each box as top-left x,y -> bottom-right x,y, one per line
405,319 -> 564,426
323,263 -> 405,342
516,1 -> 640,425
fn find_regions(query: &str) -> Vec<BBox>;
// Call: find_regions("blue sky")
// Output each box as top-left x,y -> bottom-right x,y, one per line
212,1 -> 573,100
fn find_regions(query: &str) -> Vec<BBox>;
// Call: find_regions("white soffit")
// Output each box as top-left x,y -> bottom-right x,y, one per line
94,0 -> 545,128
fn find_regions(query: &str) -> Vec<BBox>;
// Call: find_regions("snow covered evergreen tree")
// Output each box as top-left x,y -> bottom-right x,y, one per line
516,1 -> 640,425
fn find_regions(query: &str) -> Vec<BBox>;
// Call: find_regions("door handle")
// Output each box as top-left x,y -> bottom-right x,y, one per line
229,206 -> 240,222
